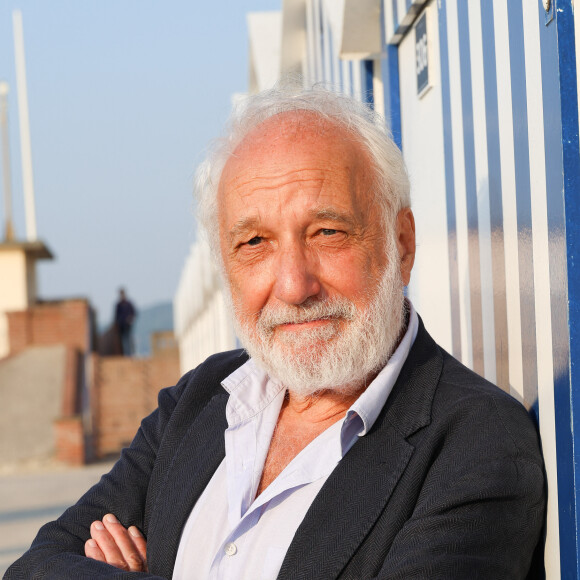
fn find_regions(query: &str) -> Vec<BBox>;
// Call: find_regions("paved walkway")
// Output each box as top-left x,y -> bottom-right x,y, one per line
0,460 -> 115,575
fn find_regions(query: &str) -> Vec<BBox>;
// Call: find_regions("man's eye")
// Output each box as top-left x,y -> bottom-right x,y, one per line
321,229 -> 338,236
246,236 -> 263,246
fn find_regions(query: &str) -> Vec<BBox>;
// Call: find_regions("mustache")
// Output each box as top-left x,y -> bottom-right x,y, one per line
257,297 -> 356,331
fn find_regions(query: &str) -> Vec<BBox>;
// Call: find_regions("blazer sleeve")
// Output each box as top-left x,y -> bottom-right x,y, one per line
375,389 -> 546,579
4,370 -> 193,580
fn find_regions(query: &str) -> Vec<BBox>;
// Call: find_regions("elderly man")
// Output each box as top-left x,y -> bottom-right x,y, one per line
7,87 -> 545,579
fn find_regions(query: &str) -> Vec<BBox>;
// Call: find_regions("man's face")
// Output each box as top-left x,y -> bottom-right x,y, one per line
218,112 -> 415,395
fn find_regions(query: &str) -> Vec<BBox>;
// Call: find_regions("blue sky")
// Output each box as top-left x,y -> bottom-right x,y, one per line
0,0 -> 280,326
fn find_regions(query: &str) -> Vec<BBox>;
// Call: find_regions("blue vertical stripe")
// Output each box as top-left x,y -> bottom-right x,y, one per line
363,60 -> 374,108
379,44 -> 402,149
392,0 -> 399,31
318,0 -> 326,81
506,0 -> 538,409
557,0 -> 580,574
538,0 -> 577,576
386,46 -> 401,149
328,24 -> 334,85
379,0 -> 401,148
479,0 -> 510,392
456,1 -> 484,375
437,0 -> 462,360
349,61 -> 354,97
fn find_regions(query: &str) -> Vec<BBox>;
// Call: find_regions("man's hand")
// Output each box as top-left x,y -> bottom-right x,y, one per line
84,513 -> 148,573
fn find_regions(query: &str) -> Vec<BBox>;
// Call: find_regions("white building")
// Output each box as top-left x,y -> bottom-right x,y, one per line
173,239 -> 236,375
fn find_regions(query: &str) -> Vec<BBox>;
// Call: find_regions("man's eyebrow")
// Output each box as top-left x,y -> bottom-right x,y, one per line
228,217 -> 260,242
310,208 -> 356,227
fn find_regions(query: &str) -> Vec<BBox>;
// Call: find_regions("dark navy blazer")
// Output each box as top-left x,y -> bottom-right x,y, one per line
6,320 -> 545,579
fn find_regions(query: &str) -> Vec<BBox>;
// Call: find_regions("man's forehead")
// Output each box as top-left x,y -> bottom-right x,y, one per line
218,112 -> 371,191
237,111 -> 346,148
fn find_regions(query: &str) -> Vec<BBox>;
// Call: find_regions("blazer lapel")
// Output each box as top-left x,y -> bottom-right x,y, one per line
278,321 -> 443,580
278,416 -> 414,580
147,390 -> 229,578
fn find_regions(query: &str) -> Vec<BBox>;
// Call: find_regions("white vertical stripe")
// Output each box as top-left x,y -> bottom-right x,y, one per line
312,0 -> 323,81
329,4 -> 341,92
492,0 -> 524,399
342,60 -> 352,96
398,0 -> 407,25
332,52 -> 341,90
321,7 -> 333,83
372,58 -> 385,120
522,1 -> 561,575
384,0 -> 394,43
446,0 -> 473,369
467,0 -> 497,384
352,61 -> 363,102
305,0 -> 316,86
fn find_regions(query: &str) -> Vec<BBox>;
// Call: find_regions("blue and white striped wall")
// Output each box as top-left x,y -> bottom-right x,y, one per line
247,0 -> 580,576
382,2 -> 579,577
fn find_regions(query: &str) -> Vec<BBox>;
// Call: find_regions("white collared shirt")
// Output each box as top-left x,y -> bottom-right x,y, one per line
173,304 -> 419,580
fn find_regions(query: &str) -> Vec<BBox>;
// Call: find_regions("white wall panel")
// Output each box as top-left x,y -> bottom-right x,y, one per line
446,0 -> 473,369
468,0 -> 496,383
492,0 -> 524,400
399,4 -> 453,353
522,1 -> 560,576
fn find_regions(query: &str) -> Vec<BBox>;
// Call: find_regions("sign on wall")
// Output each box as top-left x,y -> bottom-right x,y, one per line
415,11 -> 429,95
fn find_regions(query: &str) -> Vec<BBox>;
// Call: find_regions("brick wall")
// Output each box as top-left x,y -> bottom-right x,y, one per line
2,299 -> 92,466
4,299 -> 181,463
53,347 -> 85,465
54,416 -> 85,465
91,349 -> 180,458
7,299 -> 93,355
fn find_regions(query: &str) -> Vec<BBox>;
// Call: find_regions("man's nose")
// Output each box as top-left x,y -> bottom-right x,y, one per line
273,244 -> 321,305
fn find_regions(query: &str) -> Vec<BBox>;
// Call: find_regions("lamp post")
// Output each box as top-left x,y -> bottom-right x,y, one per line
13,9 -> 37,242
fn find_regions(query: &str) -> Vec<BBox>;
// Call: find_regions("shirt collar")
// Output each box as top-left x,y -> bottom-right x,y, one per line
221,358 -> 284,427
347,300 -> 418,438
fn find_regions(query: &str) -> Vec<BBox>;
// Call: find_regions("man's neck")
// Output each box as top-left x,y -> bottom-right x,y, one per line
285,387 -> 363,422
256,386 -> 365,496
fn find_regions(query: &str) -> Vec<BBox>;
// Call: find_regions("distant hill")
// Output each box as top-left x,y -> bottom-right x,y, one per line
133,302 -> 174,356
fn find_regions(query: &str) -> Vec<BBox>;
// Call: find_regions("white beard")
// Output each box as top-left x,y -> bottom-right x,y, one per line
229,242 -> 405,398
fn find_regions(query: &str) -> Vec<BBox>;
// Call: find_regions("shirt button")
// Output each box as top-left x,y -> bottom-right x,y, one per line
224,542 -> 237,556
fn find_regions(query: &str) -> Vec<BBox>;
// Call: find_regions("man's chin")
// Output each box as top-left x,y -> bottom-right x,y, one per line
270,323 -> 341,346
268,339 -> 336,361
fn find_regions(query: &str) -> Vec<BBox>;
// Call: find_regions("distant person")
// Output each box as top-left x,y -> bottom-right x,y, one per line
115,288 -> 136,356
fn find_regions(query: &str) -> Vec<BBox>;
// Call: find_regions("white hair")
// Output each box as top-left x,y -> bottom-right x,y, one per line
194,81 -> 411,255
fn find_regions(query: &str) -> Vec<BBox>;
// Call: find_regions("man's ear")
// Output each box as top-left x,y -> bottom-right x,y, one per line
396,208 -> 415,286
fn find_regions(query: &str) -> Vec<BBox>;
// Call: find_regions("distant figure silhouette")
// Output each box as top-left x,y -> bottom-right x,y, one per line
115,288 -> 136,356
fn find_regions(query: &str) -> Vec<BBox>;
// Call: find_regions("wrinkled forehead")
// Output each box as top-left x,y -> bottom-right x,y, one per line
217,111 -> 376,205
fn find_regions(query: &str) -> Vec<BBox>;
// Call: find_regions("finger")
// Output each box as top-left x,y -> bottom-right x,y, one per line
128,526 -> 148,566
102,514 -> 147,572
90,519 -> 131,571
85,538 -> 106,562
